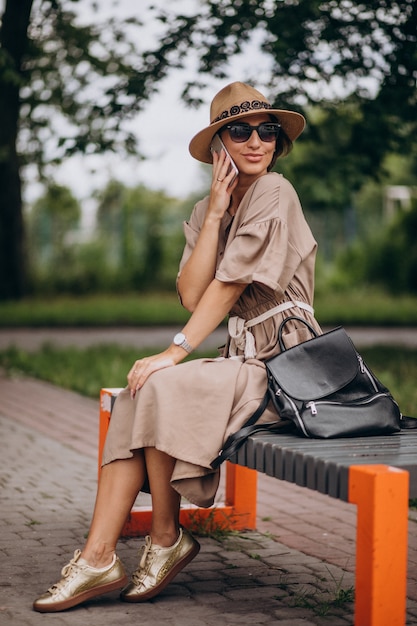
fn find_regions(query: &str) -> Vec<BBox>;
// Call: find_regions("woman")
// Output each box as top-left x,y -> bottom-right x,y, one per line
33,82 -> 321,612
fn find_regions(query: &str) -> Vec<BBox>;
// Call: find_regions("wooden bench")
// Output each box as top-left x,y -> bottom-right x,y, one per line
99,388 -> 417,626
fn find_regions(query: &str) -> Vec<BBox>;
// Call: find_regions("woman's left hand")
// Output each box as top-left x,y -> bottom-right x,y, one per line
127,351 -> 176,398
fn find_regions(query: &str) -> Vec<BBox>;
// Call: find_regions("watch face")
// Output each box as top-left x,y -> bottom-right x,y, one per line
174,333 -> 185,345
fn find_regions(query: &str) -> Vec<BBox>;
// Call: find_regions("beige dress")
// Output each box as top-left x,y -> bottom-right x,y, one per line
102,172 -> 321,508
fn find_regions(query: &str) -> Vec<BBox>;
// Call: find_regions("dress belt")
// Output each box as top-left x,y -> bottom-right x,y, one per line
228,300 -> 314,360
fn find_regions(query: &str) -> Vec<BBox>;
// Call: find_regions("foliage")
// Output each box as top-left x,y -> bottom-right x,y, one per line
277,105 -> 376,213
0,0 -> 155,299
333,200 -> 417,294
0,344 -> 216,399
289,568 -> 354,617
1,0 -> 417,300
146,0 -> 417,172
19,1 -> 149,167
23,179 -> 193,295
365,200 -> 417,293
29,240 -> 116,295
95,180 -> 185,289
27,181 -> 81,264
186,508 -> 241,540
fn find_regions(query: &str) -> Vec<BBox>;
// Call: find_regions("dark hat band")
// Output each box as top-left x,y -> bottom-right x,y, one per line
212,100 -> 273,124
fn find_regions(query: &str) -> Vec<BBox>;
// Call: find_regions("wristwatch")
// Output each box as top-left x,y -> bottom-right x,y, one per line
173,332 -> 193,354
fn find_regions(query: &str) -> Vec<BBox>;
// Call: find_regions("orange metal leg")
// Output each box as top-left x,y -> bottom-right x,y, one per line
98,388 -> 257,536
348,464 -> 409,626
225,462 -> 257,529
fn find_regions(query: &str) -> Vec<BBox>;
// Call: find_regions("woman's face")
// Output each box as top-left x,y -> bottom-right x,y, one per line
220,113 -> 277,180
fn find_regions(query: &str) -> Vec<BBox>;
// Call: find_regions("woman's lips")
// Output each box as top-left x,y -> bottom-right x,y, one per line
243,154 -> 264,162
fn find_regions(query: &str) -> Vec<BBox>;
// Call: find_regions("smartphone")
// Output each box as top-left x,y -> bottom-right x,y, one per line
210,134 -> 238,185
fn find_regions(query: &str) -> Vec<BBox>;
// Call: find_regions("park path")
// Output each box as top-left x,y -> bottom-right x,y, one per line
1,325 -> 417,352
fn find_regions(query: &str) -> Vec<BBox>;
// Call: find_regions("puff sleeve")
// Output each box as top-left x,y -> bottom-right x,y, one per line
215,173 -> 315,294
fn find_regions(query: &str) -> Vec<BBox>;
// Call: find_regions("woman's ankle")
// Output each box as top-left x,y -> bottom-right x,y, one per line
150,527 -> 180,548
81,543 -> 115,568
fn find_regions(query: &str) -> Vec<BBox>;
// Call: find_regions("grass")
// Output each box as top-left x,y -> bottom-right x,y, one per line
315,288 -> 417,326
185,508 -> 242,541
291,578 -> 354,617
0,293 -> 189,327
0,344 -> 217,399
1,287 -> 417,327
275,567 -> 354,617
1,343 -> 416,417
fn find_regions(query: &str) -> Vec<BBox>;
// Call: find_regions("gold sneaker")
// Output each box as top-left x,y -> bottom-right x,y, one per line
33,549 -> 128,612
121,527 -> 200,602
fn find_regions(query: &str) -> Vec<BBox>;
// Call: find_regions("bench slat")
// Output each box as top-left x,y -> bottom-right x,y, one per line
233,431 -> 417,500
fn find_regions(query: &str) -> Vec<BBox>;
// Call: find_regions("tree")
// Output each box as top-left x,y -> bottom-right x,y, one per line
140,0 -> 417,266
29,182 -> 81,265
0,0 -> 153,300
2,0 -> 416,299
277,105 -> 367,212
334,198 -> 417,294
143,0 -> 417,175
96,180 -> 176,288
0,0 -> 33,300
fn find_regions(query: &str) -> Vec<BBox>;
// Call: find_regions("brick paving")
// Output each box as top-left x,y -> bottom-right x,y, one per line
0,366 -> 417,624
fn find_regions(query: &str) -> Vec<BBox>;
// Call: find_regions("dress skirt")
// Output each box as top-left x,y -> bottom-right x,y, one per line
102,172 -> 321,508
102,356 -> 273,508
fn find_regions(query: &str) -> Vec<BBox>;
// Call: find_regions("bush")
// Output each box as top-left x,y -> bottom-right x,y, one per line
29,241 -> 116,295
332,200 -> 417,294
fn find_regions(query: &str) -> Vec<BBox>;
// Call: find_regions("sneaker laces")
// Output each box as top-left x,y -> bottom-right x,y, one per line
48,550 -> 83,594
131,537 -> 154,585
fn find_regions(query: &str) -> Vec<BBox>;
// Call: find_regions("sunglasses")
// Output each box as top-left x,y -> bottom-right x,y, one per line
222,122 -> 281,143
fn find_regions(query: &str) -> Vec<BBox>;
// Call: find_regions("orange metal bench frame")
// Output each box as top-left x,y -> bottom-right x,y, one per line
99,388 -> 409,626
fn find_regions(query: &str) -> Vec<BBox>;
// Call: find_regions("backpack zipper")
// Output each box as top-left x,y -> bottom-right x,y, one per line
276,389 -> 309,436
306,392 -> 393,416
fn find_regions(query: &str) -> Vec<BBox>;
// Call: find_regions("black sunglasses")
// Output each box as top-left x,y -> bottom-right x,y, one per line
222,122 -> 281,143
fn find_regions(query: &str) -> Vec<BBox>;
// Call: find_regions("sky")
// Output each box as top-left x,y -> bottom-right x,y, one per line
24,0 -> 273,207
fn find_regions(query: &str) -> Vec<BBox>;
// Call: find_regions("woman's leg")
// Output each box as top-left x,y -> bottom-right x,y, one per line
144,447 -> 181,546
120,447 -> 200,603
33,451 -> 146,612
84,447 -> 182,560
81,450 -> 146,567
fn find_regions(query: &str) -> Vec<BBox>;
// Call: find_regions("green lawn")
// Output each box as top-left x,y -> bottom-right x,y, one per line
1,288 -> 417,327
1,343 -> 416,417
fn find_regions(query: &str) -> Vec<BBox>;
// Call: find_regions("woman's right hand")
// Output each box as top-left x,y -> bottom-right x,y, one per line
208,149 -> 238,220
177,149 -> 238,311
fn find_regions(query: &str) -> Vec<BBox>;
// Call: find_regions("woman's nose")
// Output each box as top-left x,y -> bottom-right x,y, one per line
247,129 -> 262,146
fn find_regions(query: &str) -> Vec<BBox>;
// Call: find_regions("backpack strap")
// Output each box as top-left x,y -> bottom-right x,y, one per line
211,390 -> 270,469
401,415 -> 417,429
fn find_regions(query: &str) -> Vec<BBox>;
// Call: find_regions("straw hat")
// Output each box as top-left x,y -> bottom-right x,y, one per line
189,82 -> 306,164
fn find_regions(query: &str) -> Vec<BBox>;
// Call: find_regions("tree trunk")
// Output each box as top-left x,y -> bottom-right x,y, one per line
0,0 -> 33,300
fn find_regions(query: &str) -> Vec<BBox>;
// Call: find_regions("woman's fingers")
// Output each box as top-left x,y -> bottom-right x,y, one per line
212,149 -> 229,183
128,354 -> 175,398
128,358 -> 153,397
212,149 -> 238,190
